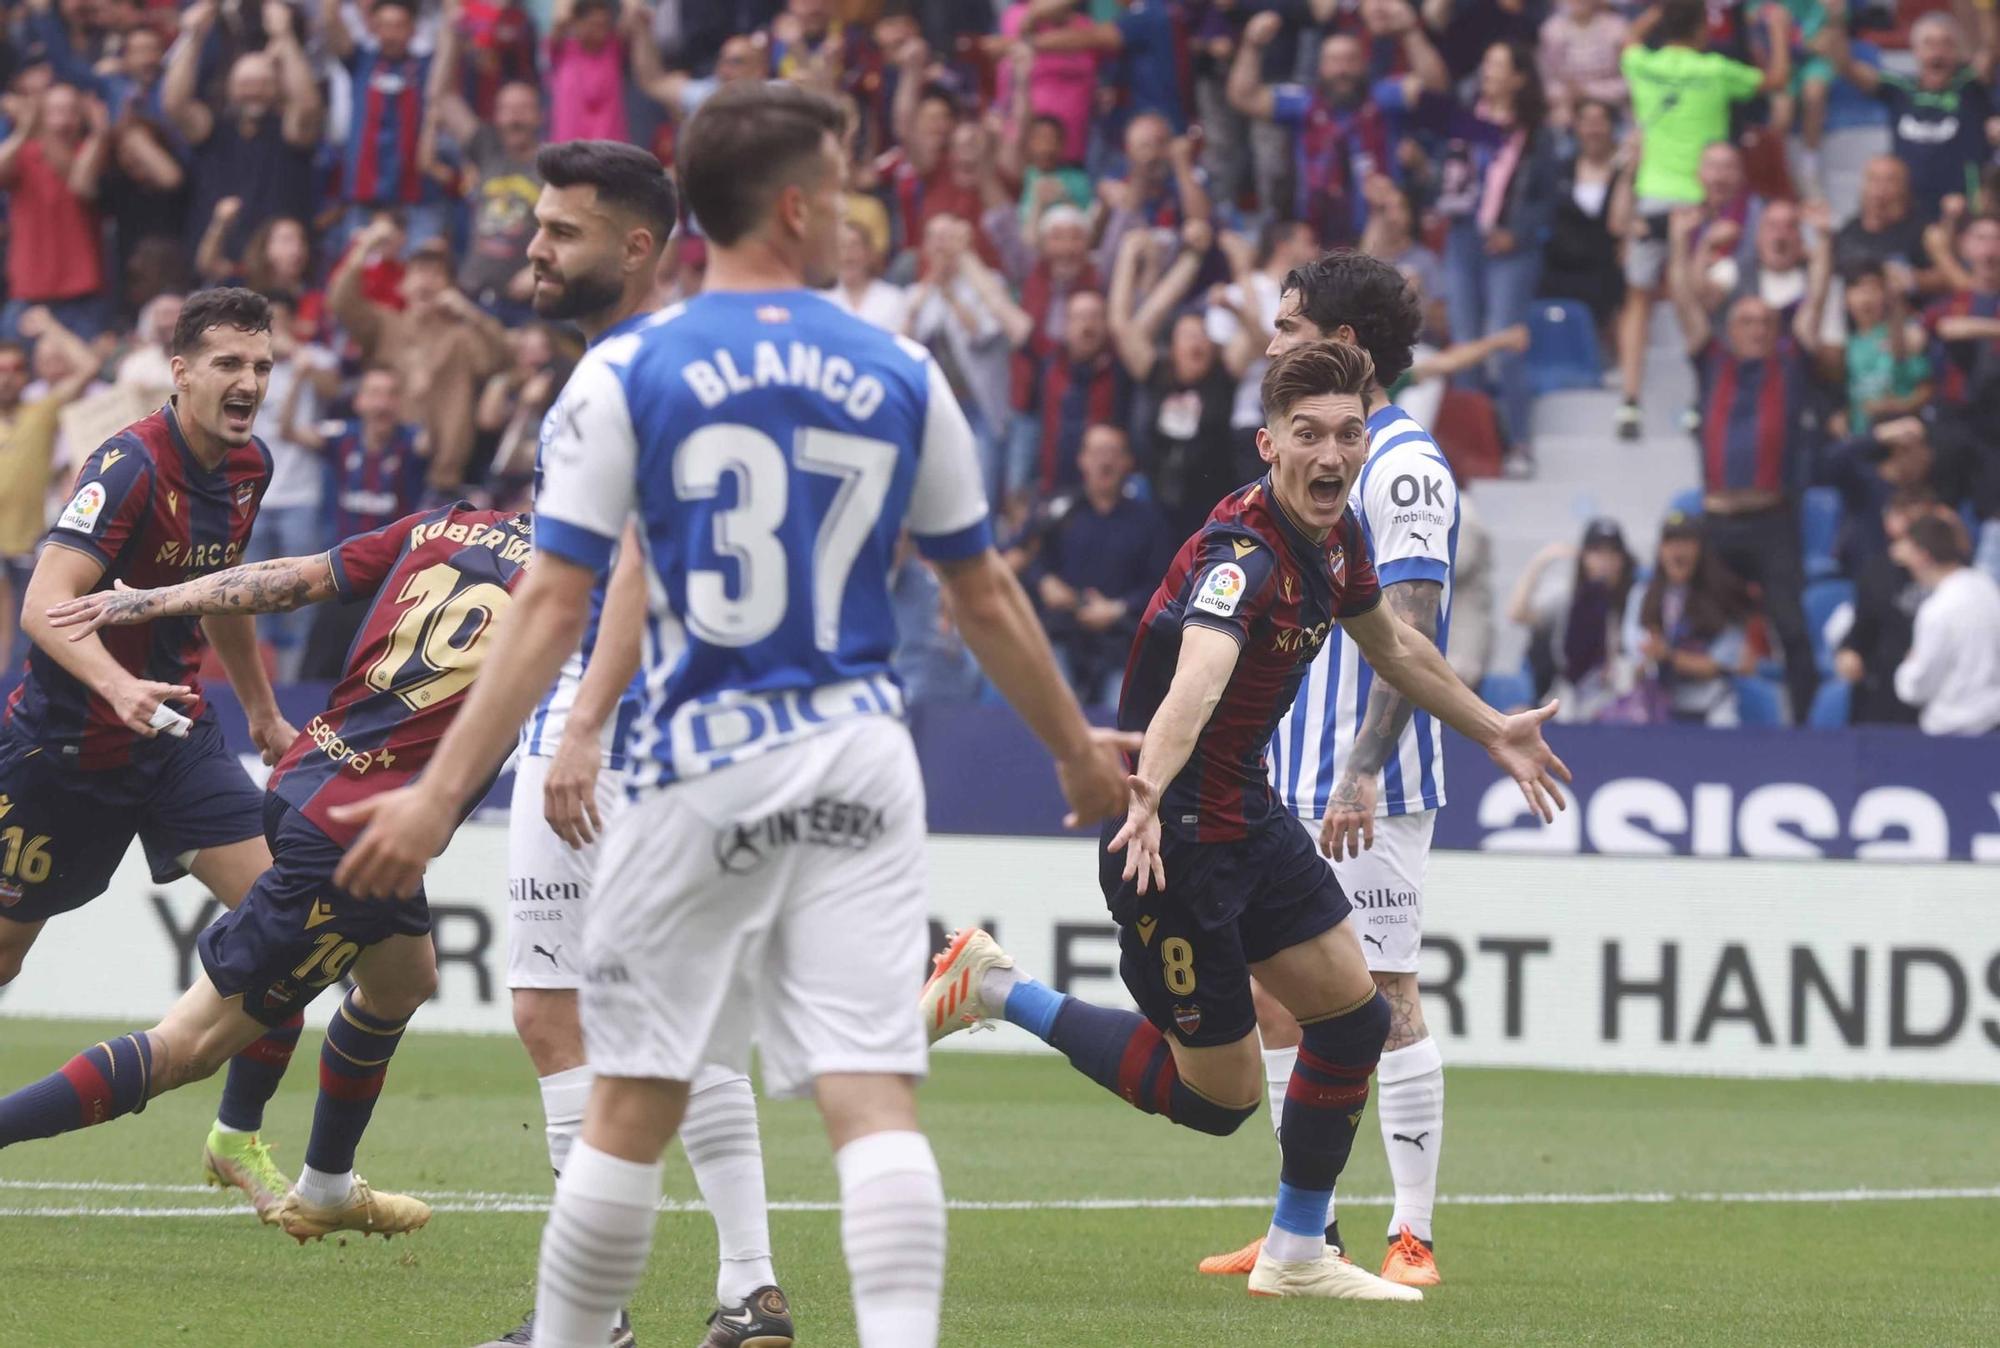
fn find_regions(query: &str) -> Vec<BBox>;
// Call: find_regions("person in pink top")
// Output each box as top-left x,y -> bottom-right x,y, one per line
998,1 -> 1098,164
547,0 -> 628,144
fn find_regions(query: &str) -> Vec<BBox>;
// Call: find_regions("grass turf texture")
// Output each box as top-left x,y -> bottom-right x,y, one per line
1,1017 -> 1996,1347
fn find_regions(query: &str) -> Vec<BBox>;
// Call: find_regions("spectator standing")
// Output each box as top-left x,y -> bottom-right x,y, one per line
0,82 -> 111,339
164,0 -> 320,260
1447,492 -> 1495,687
1668,205 -> 1822,721
1539,0 -> 1629,130
1016,0 -> 1187,141
1507,518 -> 1641,720
322,0 -> 444,244
1818,3 -> 1995,221
903,214 -> 1032,485
827,218 -> 910,333
1631,512 -> 1753,725
1030,287 -> 1130,498
1091,112 -> 1210,276
1027,424 -> 1174,706
1614,0 -> 1788,439
546,0 -> 629,145
996,4 -> 1097,167
1834,489 -> 1933,725
248,298 -> 335,677
1920,214 -> 2000,412
1207,219 -> 1317,482
1833,157 -> 1940,295
989,202 -> 1099,510
453,0 -> 541,120
1809,262 -> 1931,437
1892,514 -> 2000,735
329,218 -> 510,490
426,18 -> 545,320
477,321 -> 576,492
1540,97 -> 1628,333
0,312 -> 100,662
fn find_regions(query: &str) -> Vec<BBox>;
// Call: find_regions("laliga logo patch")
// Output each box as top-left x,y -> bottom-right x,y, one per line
59,482 -> 107,534
1173,1004 -> 1203,1036
1191,562 -> 1247,617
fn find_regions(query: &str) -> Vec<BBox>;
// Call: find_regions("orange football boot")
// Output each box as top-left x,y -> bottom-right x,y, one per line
1197,1237 -> 1264,1275
1379,1226 -> 1441,1286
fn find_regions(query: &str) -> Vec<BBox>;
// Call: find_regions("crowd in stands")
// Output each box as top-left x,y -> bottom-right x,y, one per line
0,0 -> 1995,734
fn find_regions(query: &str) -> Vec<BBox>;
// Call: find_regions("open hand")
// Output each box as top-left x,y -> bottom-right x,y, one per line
1056,728 -> 1142,829
1485,700 -> 1571,823
1318,772 -> 1378,860
1105,773 -> 1165,893
330,786 -> 455,899
543,731 -> 606,849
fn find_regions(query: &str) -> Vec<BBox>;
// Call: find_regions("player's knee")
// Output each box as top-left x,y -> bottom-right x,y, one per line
364,971 -> 436,1024
1301,989 -> 1390,1065
1174,1086 -> 1261,1138
511,988 -> 583,1070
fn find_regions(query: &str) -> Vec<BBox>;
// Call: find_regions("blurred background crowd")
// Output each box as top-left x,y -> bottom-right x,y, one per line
0,0 -> 1995,734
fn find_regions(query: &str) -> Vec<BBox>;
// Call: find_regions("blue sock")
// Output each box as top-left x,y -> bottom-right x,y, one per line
1000,977 -> 1066,1039
305,993 -> 408,1175
0,1033 -> 153,1147
1027,995 -> 1257,1137
216,1012 -> 303,1132
1273,1180 -> 1334,1240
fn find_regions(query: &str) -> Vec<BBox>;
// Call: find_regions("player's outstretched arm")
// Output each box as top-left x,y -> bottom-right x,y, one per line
333,553 -> 596,899
45,553 -> 340,635
1321,578 -> 1443,862
21,544 -> 196,737
1108,623 -> 1241,894
1343,601 -> 1572,823
543,523 -> 646,849
935,549 -> 1139,828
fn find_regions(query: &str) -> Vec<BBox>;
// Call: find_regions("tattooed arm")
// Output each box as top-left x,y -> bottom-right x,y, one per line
44,554 -> 340,639
1320,580 -> 1443,861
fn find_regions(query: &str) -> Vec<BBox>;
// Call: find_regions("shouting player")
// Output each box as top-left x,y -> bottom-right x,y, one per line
921,340 -> 1569,1301
0,503 -> 533,1244
1201,251 -> 1459,1284
0,287 -> 314,1219
483,140 -> 790,1348
332,82 -> 1133,1348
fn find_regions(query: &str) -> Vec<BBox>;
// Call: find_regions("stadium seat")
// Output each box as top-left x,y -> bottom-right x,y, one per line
1526,301 -> 1602,395
1432,387 -> 1505,480
1668,488 -> 1703,520
1807,679 -> 1852,729
1802,579 -> 1856,673
1800,487 -> 1842,580
1480,670 -> 1534,711
1734,675 -> 1787,727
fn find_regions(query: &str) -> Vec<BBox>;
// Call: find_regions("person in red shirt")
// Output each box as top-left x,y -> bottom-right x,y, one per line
0,81 -> 111,339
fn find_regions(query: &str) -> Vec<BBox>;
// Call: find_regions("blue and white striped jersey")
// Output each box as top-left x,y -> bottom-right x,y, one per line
1270,403 -> 1459,819
532,290 -> 991,788
520,311 -> 651,769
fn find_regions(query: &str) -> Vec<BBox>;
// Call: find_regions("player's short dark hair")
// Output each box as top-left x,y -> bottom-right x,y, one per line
1279,250 -> 1424,389
1261,339 -> 1377,422
172,286 -> 272,357
537,139 -> 679,249
1905,513 -> 1969,566
678,82 -> 846,247
1657,0 -> 1707,44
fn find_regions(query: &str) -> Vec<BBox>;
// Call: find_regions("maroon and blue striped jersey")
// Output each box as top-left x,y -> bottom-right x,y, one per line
266,504 -> 531,846
1118,478 -> 1381,843
4,404 -> 271,770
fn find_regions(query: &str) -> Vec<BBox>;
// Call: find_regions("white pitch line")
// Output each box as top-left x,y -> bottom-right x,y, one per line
0,1182 -> 1995,1219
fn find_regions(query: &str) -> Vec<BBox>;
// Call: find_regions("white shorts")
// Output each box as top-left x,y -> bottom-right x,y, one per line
581,716 -> 930,1100
1325,809 -> 1435,974
505,753 -> 625,991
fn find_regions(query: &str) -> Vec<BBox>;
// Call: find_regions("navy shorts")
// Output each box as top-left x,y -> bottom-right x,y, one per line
0,712 -> 264,924
199,795 -> 430,1026
1098,811 -> 1351,1048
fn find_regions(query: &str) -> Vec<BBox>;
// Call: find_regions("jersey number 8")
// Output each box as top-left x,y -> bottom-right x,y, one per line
674,423 -> 897,652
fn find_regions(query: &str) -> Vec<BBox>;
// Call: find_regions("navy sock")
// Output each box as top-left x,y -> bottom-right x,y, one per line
1280,991 -> 1389,1194
0,1033 -> 153,1147
304,993 -> 408,1175
215,1012 -> 304,1132
1024,993 -> 1256,1137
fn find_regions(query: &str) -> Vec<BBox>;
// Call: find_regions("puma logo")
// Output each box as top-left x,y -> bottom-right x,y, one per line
533,943 -> 562,967
1410,530 -> 1433,549
1362,933 -> 1386,951
1393,1130 -> 1430,1151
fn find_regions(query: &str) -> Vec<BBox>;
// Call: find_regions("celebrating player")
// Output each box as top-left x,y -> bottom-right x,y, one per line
331,81 -> 1133,1348
921,339 -> 1569,1301
1200,251 -> 1461,1284
0,502 -> 538,1242
482,140 -> 790,1348
0,287 -> 314,1220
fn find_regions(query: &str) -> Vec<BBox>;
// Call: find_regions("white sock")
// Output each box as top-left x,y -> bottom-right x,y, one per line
534,1140 -> 663,1348
1261,1224 -> 1324,1264
683,1066 -> 776,1304
1377,1037 -> 1444,1244
294,1163 -> 353,1207
977,962 -> 1023,1010
1260,1044 -> 1297,1139
836,1130 -> 945,1348
539,1065 -> 594,1177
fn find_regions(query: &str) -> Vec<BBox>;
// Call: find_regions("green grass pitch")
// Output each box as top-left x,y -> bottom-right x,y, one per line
1,1017 -> 1996,1347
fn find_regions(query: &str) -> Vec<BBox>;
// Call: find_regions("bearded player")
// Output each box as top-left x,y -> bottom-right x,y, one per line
0,502 -> 539,1245
922,339 -> 1568,1301
0,287 -> 313,1220
1199,251 -> 1460,1284
478,140 -> 792,1348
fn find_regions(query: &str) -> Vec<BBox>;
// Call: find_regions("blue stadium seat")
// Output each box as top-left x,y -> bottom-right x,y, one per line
1667,488 -> 1703,520
1800,487 -> 1842,580
1480,670 -> 1534,711
1807,680 -> 1851,729
1526,301 -> 1603,395
1734,675 -> 1786,727
1802,579 -> 1856,673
